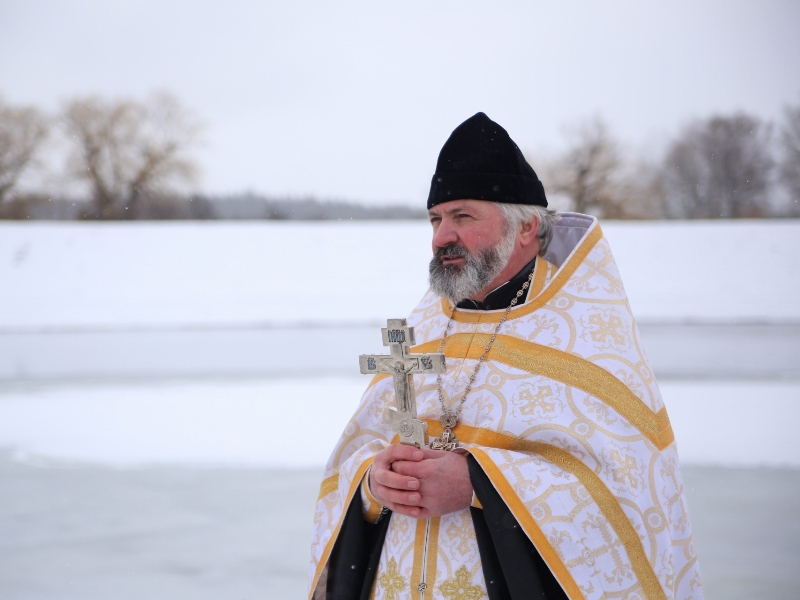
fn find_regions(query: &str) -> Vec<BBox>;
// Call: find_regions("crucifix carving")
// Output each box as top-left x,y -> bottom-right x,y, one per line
359,318 -> 446,447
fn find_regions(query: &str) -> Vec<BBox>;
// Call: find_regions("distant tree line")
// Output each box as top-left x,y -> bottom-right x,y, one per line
538,102 -> 800,219
1,92 -> 798,220
0,191 -> 425,221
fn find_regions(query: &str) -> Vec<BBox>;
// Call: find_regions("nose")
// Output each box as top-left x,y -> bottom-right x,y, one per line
432,218 -> 458,250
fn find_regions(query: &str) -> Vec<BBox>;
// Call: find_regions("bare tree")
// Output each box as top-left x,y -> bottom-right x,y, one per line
661,113 -> 773,218
541,117 -> 635,217
61,92 -> 202,219
778,100 -> 800,210
0,97 -> 49,204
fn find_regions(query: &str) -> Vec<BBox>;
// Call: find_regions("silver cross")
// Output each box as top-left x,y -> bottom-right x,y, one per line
359,319 -> 446,448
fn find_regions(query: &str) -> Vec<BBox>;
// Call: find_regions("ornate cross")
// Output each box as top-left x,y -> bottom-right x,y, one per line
359,318 -> 446,447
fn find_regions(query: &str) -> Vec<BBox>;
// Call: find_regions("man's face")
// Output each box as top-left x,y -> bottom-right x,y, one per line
427,200 -> 516,304
427,199 -> 508,265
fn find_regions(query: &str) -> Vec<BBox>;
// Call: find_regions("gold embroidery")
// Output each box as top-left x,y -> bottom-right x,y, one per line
511,380 -> 564,422
388,515 -> 410,547
438,565 -> 485,600
470,446 -> 668,600
581,310 -> 628,349
385,430 -> 580,599
444,513 -> 478,558
378,557 -> 407,600
425,517 -> 441,597
570,247 -> 624,296
413,333 -> 674,450
604,445 -> 646,495
317,474 -> 339,500
569,512 -> 632,585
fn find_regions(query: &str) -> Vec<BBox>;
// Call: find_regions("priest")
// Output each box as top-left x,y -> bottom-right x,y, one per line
309,113 -> 703,600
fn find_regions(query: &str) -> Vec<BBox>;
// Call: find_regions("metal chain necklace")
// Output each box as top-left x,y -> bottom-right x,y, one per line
429,268 -> 535,451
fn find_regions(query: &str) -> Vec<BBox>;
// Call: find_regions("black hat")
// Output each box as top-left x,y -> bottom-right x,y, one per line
427,112 -> 547,209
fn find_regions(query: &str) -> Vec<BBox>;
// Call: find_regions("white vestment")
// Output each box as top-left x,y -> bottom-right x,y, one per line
309,213 -> 704,600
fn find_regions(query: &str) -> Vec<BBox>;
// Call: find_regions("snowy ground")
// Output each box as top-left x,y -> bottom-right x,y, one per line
1,221 -> 799,599
2,220 -> 799,330
0,376 -> 798,469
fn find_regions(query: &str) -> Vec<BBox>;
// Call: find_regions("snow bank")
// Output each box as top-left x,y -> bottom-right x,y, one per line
1,377 -> 797,468
1,220 -> 799,329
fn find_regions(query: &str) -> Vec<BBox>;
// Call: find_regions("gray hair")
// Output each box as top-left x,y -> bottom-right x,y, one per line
496,203 -> 560,256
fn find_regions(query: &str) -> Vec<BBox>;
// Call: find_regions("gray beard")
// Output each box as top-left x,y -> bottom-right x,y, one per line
428,231 -> 516,305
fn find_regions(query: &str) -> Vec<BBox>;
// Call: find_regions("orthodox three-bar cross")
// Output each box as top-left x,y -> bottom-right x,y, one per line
359,319 -> 446,448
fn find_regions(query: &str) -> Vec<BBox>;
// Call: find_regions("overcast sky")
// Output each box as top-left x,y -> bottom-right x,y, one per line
1,0 -> 798,205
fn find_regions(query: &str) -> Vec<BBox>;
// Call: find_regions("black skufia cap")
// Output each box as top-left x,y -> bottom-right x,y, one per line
427,112 -> 547,209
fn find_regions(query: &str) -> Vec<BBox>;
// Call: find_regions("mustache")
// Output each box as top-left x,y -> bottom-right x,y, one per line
432,244 -> 471,264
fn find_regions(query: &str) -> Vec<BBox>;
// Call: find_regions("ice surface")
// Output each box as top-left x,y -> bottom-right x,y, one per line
3,323 -> 799,381
2,458 -> 797,600
1,220 -> 799,330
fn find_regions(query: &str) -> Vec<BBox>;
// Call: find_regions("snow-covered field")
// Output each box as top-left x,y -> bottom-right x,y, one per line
1,220 -> 799,469
2,219 -> 799,329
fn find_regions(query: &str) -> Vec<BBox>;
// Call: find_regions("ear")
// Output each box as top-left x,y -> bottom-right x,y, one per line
517,216 -> 539,248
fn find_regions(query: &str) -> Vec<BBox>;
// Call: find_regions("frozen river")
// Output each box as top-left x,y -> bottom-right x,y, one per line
1,330 -> 798,598
3,322 -> 800,382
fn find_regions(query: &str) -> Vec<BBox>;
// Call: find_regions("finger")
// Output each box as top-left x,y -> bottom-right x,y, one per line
385,501 -> 433,519
383,501 -> 423,519
373,467 -> 419,491
391,459 -> 428,478
419,448 -> 449,459
372,444 -> 402,469
385,444 -> 425,463
373,483 -> 422,507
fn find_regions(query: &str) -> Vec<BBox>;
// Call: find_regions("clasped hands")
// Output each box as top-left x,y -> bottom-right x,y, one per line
368,444 -> 473,518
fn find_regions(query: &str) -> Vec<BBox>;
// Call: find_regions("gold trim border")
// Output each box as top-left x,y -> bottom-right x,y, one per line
309,457 -> 375,600
425,517 -> 441,597
413,333 -> 673,450
527,255 -> 550,300
421,422 -> 667,600
410,517 -> 442,598
469,447 -> 583,600
441,224 -> 603,323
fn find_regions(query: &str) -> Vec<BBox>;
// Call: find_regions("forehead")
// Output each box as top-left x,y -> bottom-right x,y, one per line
428,199 -> 500,216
